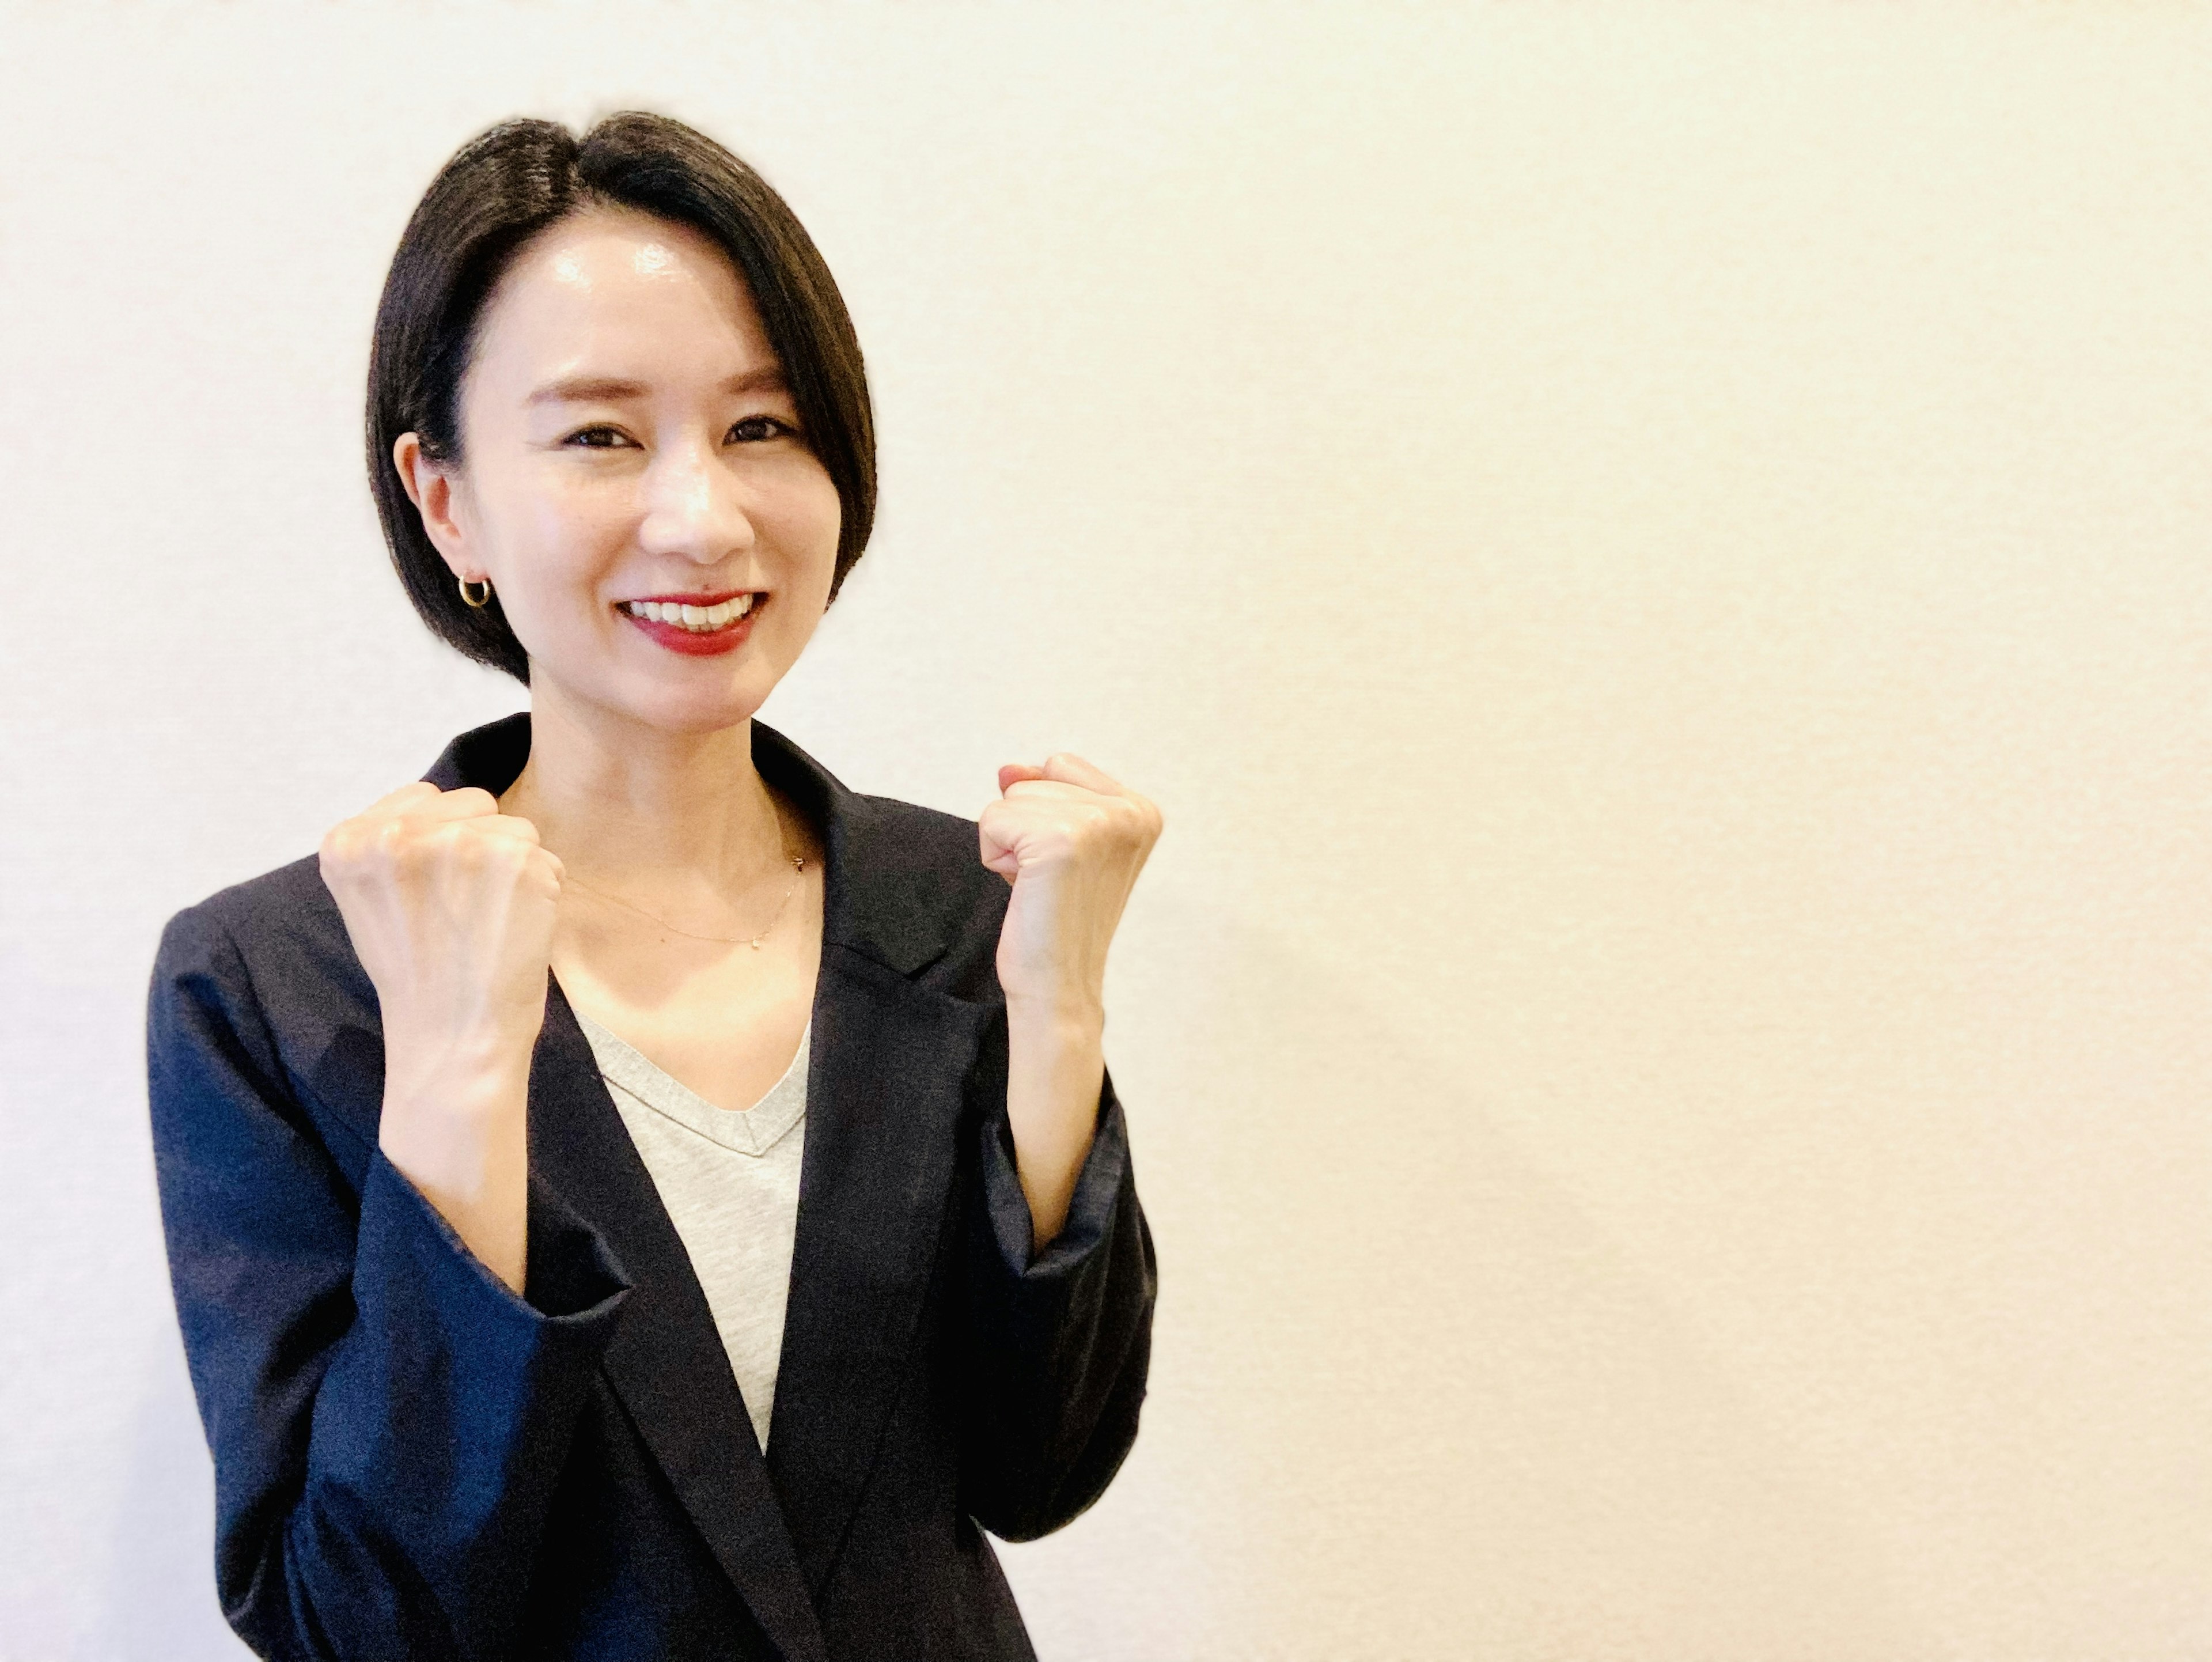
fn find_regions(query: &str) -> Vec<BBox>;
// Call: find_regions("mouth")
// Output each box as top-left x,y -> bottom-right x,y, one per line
619,591 -> 758,631
617,589 -> 763,656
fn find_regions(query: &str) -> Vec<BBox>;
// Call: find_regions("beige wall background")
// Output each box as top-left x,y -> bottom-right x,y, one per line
3,3 -> 2208,1657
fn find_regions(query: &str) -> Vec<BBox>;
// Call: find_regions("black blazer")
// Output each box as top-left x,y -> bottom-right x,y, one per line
146,713 -> 1157,1661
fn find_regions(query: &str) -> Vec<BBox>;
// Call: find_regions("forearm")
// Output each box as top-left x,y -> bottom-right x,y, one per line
378,1040 -> 533,1294
1002,997 -> 1105,1252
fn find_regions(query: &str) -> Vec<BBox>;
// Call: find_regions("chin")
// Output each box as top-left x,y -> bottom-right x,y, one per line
536,655 -> 769,737
619,676 -> 766,735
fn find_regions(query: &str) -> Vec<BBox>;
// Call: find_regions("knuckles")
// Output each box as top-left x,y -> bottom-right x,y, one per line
982,787 -> 1163,868
318,790 -> 551,896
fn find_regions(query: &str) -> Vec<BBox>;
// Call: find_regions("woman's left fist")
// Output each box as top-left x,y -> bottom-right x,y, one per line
979,754 -> 1164,1021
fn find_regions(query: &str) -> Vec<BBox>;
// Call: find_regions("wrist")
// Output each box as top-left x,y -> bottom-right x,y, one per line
1003,989 -> 1105,1046
378,1037 -> 533,1176
381,1017 -> 536,1100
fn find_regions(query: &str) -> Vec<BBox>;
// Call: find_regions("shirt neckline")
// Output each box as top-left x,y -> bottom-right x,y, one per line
574,1011 -> 810,1159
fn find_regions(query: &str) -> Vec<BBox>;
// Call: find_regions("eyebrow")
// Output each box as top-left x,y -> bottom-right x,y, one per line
528,367 -> 789,405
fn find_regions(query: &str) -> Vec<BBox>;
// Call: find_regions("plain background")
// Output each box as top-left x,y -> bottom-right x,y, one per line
3,3 -> 2210,1658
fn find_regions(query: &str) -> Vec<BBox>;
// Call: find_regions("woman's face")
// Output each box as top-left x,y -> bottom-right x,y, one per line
400,207 -> 843,734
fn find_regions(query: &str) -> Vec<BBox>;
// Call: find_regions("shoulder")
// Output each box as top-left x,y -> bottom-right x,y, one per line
161,851 -> 336,948
151,852 -> 383,1139
837,790 -> 1010,1002
157,852 -> 360,998
853,791 -> 993,874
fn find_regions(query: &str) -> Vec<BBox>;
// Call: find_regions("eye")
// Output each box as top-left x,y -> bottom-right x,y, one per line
728,415 -> 796,444
563,425 -> 634,449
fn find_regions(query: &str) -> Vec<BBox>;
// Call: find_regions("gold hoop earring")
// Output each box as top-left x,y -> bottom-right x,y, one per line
459,577 -> 493,609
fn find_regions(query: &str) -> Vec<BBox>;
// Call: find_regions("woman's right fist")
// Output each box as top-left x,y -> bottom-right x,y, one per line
319,781 -> 554,1290
318,782 -> 566,1088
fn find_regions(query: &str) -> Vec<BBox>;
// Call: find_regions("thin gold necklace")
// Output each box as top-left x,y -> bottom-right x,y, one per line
565,853 -> 808,949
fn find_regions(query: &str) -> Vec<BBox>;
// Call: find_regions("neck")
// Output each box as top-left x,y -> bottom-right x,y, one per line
500,680 -> 789,894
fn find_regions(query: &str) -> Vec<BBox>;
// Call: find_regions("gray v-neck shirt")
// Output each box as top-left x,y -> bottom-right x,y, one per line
575,1012 -> 811,1454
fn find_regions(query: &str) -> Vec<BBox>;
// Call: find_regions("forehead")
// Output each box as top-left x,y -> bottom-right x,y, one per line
469,207 -> 774,387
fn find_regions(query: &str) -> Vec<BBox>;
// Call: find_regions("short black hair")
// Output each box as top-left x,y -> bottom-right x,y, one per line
365,112 -> 876,684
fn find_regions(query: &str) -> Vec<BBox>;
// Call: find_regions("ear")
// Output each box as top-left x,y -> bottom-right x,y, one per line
392,432 -> 477,581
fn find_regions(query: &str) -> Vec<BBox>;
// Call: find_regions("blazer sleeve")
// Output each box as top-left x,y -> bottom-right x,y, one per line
146,901 -> 632,1662
956,1031 -> 1158,1542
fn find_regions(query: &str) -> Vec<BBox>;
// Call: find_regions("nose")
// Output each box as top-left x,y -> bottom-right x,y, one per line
636,433 -> 756,565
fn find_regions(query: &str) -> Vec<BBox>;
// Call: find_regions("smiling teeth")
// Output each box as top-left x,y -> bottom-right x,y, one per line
623,595 -> 756,630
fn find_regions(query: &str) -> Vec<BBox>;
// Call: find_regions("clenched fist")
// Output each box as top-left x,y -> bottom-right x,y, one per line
979,754 -> 1163,1022
318,782 -> 562,1292
978,752 -> 1161,1248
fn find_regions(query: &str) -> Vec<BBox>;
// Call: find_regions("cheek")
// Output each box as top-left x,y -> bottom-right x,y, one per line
480,472 -> 631,633
756,470 -> 842,656
783,465 -> 844,587
503,471 -> 623,570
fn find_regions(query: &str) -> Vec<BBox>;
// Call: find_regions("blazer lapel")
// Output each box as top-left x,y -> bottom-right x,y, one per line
748,721 -> 1000,1595
529,980 -> 830,1662
765,945 -> 990,1593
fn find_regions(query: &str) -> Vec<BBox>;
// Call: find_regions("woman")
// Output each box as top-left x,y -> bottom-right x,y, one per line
146,111 -> 1160,1662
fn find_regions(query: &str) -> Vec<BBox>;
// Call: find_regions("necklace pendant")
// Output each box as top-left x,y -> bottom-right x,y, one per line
749,936 -> 765,950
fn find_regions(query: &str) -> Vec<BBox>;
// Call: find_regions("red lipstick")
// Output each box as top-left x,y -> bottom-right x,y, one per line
618,590 -> 763,657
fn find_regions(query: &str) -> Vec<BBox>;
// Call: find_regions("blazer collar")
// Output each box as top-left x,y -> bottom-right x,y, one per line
423,711 -> 991,1654
424,710 -> 949,979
